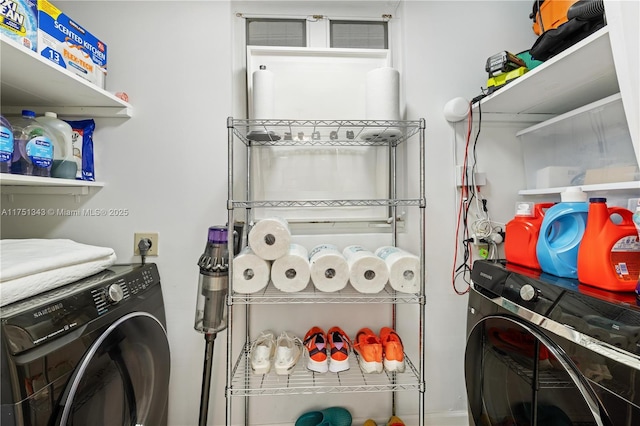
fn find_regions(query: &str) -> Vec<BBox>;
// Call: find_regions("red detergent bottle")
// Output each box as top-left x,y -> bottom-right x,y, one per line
505,202 -> 554,270
577,198 -> 640,292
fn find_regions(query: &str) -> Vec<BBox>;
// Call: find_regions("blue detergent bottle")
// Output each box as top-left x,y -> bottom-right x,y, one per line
0,115 -> 14,173
10,110 -> 54,177
536,187 -> 589,279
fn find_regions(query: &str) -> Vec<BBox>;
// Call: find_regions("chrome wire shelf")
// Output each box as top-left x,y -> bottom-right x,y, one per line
231,283 -> 422,304
230,198 -> 424,209
228,342 -> 422,396
229,118 -> 423,147
489,347 -> 574,389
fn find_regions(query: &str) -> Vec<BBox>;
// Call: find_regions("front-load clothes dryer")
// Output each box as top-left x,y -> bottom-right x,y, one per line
465,260 -> 640,426
0,263 -> 170,426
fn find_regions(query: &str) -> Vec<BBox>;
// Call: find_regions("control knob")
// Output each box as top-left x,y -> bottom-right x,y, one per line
106,284 -> 124,304
520,284 -> 539,302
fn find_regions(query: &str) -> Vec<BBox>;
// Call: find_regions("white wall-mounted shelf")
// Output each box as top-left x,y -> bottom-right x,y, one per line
0,35 -> 132,118
516,93 -> 623,136
0,174 -> 104,196
518,180 -> 639,196
0,174 -> 103,187
473,26 -> 618,117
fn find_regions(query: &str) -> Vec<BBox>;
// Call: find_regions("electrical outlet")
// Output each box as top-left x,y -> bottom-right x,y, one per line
456,165 -> 487,187
134,232 -> 159,256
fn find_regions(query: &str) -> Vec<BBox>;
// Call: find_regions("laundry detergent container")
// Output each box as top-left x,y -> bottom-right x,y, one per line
505,202 -> 554,270
536,188 -> 588,279
578,198 -> 640,292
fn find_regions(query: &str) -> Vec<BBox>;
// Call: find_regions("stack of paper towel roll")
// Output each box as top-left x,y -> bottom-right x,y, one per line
271,243 -> 311,292
343,245 -> 389,293
361,67 -> 402,143
309,244 -> 350,292
232,246 -> 271,294
247,217 -> 291,261
233,216 -> 421,295
375,246 -> 420,294
233,217 -> 293,294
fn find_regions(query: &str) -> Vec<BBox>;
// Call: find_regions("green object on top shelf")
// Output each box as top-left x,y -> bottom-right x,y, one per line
517,50 -> 544,70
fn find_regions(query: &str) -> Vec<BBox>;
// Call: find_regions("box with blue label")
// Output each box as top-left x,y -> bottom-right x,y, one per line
1,0 -> 38,52
37,0 -> 106,88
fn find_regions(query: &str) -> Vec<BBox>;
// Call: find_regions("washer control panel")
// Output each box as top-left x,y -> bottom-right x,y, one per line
1,264 -> 161,354
519,284 -> 539,302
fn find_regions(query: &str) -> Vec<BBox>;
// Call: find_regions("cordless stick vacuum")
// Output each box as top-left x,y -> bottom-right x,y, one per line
194,226 -> 230,426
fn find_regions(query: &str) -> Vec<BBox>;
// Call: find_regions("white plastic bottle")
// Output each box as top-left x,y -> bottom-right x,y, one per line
36,112 -> 76,179
9,110 -> 55,177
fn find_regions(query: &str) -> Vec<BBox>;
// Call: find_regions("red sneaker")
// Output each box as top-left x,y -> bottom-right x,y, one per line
303,326 -> 328,373
353,327 -> 383,373
327,326 -> 351,373
380,327 -> 405,373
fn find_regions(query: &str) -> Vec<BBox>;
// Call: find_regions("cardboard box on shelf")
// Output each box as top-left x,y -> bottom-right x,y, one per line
1,0 -> 38,52
37,0 -> 107,89
535,166 -> 583,189
584,166 -> 638,185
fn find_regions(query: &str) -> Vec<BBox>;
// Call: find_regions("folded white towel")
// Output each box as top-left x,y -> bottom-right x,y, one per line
0,239 -> 117,306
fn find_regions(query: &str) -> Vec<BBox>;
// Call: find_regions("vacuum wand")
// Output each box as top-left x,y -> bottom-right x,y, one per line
198,332 -> 217,426
194,226 -> 230,426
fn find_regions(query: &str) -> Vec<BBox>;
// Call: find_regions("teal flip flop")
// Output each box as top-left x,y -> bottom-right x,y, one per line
294,406 -> 352,426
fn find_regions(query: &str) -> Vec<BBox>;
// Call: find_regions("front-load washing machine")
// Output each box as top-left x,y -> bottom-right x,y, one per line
465,259 -> 640,426
0,263 -> 170,426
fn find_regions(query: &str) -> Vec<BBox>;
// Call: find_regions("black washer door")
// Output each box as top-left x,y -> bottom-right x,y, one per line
56,312 -> 170,426
465,314 -> 610,426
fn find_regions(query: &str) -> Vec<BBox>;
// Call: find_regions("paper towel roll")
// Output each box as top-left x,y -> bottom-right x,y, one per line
271,243 -> 311,292
343,245 -> 389,293
361,67 -> 402,142
233,246 -> 271,294
248,217 -> 291,261
249,65 -> 280,141
375,246 -> 421,293
309,244 -> 349,292
253,65 -> 275,119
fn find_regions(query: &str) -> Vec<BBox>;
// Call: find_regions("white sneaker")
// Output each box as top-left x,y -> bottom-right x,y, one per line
274,331 -> 303,375
250,330 -> 276,375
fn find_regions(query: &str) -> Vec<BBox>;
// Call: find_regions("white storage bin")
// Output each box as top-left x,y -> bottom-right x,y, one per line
517,93 -> 639,190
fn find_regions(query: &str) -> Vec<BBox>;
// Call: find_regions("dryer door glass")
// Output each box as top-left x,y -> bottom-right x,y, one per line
57,312 -> 170,425
465,315 -> 608,426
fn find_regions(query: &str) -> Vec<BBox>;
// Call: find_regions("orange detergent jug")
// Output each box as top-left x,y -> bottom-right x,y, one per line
577,198 -> 640,292
505,202 -> 554,270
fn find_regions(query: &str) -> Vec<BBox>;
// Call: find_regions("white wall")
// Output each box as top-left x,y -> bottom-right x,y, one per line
1,1 -> 539,425
2,1 -> 234,425
401,0 -> 537,419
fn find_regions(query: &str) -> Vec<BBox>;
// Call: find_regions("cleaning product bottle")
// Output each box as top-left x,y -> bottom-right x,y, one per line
0,115 -> 14,174
505,201 -> 554,270
577,198 -> 640,292
536,187 -> 589,279
36,112 -> 77,179
10,110 -> 55,177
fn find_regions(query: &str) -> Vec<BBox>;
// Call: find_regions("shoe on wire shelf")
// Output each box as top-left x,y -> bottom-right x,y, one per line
327,326 -> 351,373
250,330 -> 275,375
353,327 -> 383,373
379,327 -> 405,373
304,326 -> 329,373
274,331 -> 303,375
